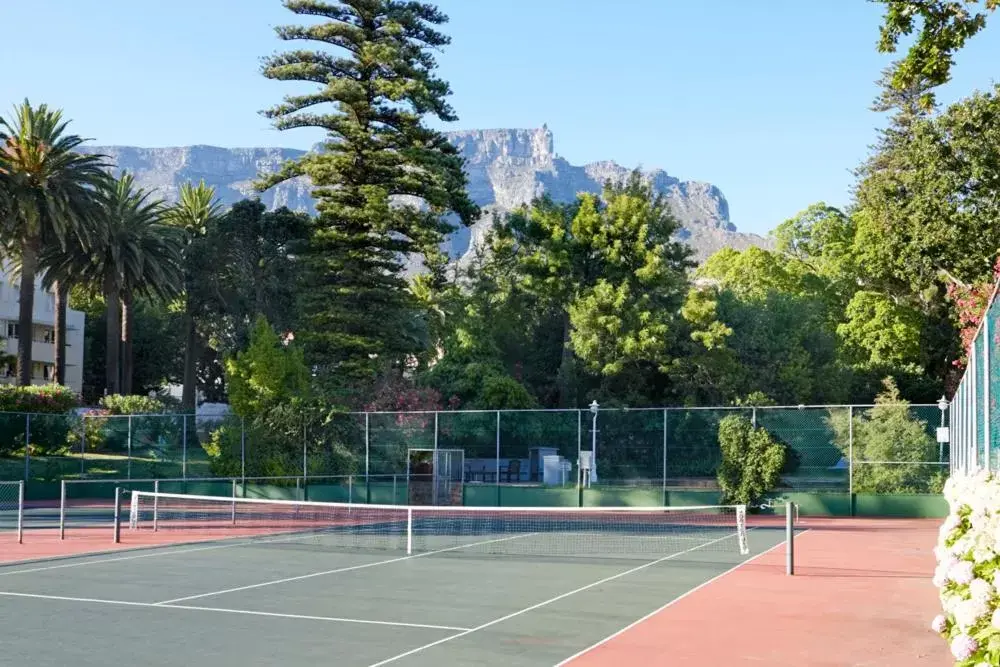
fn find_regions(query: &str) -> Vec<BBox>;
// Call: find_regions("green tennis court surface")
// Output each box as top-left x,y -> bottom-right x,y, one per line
0,505 -> 784,666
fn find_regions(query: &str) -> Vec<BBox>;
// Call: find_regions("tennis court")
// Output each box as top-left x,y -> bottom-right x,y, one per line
0,493 -> 785,666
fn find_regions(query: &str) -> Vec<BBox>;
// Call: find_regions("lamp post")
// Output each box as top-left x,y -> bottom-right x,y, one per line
589,400 -> 599,484
937,395 -> 950,463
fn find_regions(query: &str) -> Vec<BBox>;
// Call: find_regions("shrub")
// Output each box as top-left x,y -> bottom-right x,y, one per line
98,394 -> 167,415
933,472 -> 1000,664
0,385 -> 79,457
0,384 -> 79,413
716,415 -> 787,507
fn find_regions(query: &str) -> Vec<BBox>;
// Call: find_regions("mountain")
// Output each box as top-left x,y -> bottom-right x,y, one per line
83,127 -> 768,263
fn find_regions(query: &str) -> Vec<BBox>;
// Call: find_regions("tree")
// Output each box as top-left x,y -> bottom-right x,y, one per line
0,101 -> 109,385
681,245 -> 849,405
829,378 -> 944,493
489,173 -> 692,405
191,199 -> 310,357
876,0 -> 998,109
47,173 -> 183,395
258,0 -> 478,383
165,182 -> 222,409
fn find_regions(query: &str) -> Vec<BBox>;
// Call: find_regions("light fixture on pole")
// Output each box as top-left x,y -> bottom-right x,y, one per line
936,395 -> 950,463
589,400 -> 599,484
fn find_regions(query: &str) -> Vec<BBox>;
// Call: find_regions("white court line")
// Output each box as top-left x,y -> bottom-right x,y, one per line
0,591 -> 470,632
365,529 -> 748,667
553,529 -> 810,666
154,532 -> 541,605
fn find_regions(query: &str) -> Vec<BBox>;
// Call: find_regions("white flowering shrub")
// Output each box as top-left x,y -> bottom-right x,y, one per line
934,471 -> 1000,665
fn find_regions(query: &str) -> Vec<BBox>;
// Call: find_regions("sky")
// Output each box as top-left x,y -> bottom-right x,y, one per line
2,1 -> 998,235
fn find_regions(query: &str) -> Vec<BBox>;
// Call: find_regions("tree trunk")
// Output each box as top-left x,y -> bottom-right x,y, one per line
181,296 -> 197,411
121,291 -> 134,395
16,236 -> 39,386
103,274 -> 121,396
53,280 -> 68,385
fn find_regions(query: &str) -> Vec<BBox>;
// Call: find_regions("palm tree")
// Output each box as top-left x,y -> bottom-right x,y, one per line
43,172 -> 183,394
164,182 -> 222,410
0,101 -> 109,385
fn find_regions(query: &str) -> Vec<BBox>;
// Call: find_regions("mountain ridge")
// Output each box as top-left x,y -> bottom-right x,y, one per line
82,127 -> 770,262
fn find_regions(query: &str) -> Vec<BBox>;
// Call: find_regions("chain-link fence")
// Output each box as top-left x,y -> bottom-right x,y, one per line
952,282 -> 1000,475
0,405 -> 949,501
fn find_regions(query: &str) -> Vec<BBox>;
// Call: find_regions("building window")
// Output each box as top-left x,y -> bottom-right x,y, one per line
6,322 -> 18,339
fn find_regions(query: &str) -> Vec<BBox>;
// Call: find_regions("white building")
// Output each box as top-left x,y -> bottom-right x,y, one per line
0,265 -> 85,393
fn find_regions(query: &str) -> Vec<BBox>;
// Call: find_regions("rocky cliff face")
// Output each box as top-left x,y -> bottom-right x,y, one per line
84,127 -> 767,263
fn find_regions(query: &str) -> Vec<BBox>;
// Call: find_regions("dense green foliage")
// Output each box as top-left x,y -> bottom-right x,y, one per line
0,385 -> 79,413
829,380 -> 945,494
716,415 -> 787,507
876,0 -> 997,109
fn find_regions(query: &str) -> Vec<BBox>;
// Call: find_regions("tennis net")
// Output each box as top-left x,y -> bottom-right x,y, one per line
129,491 -> 749,559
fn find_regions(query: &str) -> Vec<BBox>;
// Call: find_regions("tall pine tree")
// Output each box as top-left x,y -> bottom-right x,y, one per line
259,0 -> 478,382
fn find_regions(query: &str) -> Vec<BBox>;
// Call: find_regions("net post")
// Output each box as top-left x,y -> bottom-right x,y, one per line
153,480 -> 159,532
16,480 -> 24,544
786,502 -> 795,576
59,479 -> 66,540
112,487 -> 122,544
406,507 -> 413,555
348,475 -> 353,505
231,479 -> 237,525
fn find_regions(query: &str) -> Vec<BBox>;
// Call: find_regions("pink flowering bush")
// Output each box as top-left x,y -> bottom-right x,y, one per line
934,472 -> 1000,665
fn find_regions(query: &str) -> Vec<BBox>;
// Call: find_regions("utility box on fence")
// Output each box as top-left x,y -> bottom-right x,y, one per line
542,455 -> 572,486
529,447 -> 559,482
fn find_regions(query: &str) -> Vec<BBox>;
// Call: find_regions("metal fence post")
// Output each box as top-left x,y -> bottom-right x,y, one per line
231,479 -> 237,525
302,417 -> 308,482
848,406 -> 854,516
181,415 -> 188,479
153,479 -> 159,532
127,414 -> 133,481
985,315 -> 992,471
240,416 -> 246,483
23,413 -> 30,482
662,409 -> 668,507
80,414 -> 87,476
751,406 -> 757,429
434,411 -> 439,451
495,410 -> 501,506
577,409 -> 583,507
364,412 -> 371,504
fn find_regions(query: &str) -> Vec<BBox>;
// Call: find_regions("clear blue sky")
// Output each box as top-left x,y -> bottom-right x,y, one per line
2,0 -> 998,235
